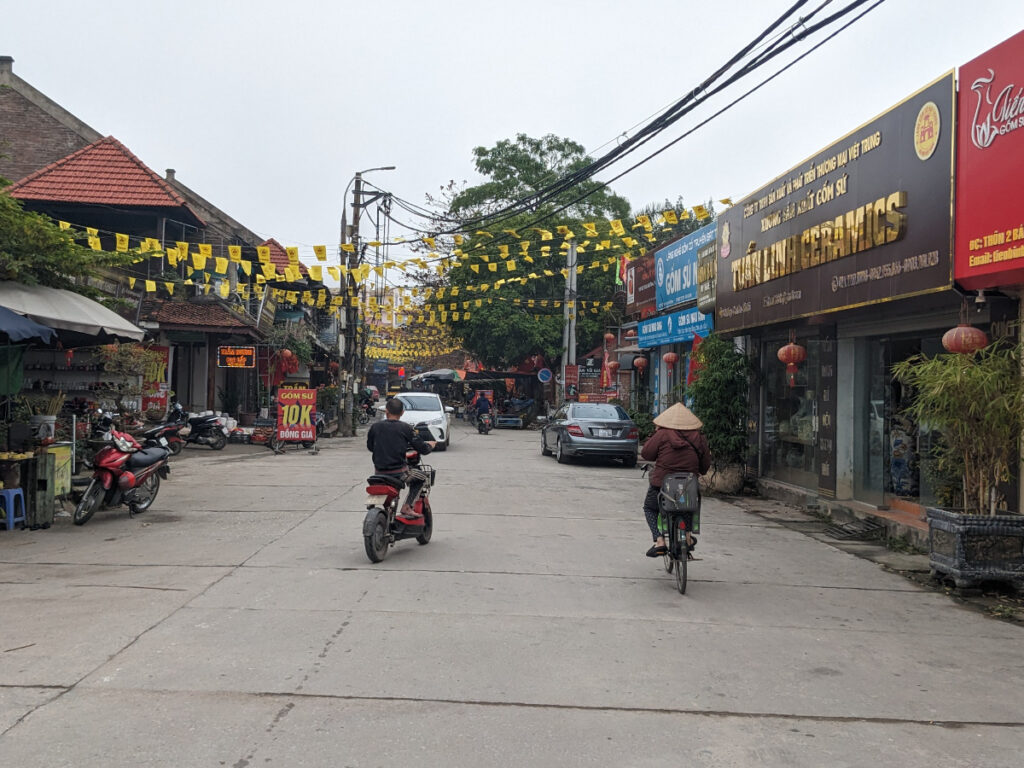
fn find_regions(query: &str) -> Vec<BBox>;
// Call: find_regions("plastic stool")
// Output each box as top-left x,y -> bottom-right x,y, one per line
1,488 -> 26,530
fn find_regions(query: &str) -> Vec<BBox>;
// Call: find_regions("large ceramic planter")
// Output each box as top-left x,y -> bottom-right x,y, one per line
926,506 -> 1024,589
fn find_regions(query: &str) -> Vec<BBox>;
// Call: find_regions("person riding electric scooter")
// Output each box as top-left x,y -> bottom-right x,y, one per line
366,397 -> 436,518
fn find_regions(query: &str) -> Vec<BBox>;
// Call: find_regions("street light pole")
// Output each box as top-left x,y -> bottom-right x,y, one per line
339,166 -> 395,437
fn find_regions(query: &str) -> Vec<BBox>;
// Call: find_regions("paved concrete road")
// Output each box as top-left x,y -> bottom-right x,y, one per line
1,421 -> 1022,767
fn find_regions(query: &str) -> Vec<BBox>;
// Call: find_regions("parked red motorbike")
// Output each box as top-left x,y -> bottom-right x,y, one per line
73,429 -> 171,525
362,425 -> 434,562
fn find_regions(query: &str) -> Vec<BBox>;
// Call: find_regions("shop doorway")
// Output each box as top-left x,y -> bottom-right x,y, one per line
762,334 -> 820,489
854,335 -> 943,508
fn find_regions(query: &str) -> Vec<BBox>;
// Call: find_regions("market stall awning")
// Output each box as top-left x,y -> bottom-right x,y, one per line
411,368 -> 462,381
0,304 -> 56,344
0,282 -> 145,343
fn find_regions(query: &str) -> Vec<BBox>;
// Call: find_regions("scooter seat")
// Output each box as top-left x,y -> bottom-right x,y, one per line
367,474 -> 405,490
188,415 -> 217,427
128,447 -> 167,468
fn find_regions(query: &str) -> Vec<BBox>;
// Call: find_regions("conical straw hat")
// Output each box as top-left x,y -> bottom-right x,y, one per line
653,402 -> 702,430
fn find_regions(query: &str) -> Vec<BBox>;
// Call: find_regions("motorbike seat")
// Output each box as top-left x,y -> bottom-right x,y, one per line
128,447 -> 167,468
142,423 -> 176,437
367,474 -> 405,490
188,415 -> 217,427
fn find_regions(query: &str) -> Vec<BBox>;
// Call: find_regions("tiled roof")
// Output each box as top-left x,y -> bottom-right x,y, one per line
8,136 -> 205,224
139,299 -> 256,330
261,237 -> 308,277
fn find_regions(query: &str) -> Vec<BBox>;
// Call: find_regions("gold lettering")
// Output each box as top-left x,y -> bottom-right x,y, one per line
872,197 -> 887,247
885,191 -> 907,243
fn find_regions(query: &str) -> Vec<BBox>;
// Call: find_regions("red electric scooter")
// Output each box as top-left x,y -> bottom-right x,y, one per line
362,425 -> 434,562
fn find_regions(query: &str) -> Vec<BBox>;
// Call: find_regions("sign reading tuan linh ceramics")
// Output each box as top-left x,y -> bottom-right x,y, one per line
713,73 -> 955,333
955,30 -> 1024,290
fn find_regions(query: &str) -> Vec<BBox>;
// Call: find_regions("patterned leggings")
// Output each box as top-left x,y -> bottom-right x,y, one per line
642,484 -> 662,541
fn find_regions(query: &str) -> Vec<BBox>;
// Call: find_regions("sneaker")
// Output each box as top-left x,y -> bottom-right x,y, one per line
398,505 -> 423,520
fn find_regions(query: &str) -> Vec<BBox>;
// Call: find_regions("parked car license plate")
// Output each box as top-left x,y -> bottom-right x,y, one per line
596,429 -> 612,437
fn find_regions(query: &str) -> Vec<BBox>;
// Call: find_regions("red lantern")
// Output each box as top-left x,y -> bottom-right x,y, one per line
604,332 -> 616,345
663,352 -> 679,365
281,348 -> 294,359
777,339 -> 807,388
942,324 -> 988,354
607,360 -> 620,375
625,328 -> 637,338
633,356 -> 648,371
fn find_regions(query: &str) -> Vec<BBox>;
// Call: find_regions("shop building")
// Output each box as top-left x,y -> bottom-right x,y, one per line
709,72 -> 1015,513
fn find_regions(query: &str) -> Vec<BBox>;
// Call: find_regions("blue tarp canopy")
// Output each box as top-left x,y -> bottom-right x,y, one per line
0,304 -> 56,344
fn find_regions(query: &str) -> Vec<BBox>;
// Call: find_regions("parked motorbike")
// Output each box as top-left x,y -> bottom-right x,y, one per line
73,427 -> 171,525
139,419 -> 185,456
169,402 -> 229,450
477,412 -> 493,434
362,424 -> 434,562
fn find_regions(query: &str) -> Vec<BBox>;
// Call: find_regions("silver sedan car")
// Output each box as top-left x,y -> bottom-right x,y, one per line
541,402 -> 638,466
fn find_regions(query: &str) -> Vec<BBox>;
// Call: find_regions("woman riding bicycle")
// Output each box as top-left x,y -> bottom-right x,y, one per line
640,403 -> 711,557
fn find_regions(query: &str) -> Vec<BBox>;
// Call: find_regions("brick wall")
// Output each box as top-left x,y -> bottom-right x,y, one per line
0,88 -> 91,183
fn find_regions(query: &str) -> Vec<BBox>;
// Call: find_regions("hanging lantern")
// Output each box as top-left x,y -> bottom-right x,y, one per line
633,356 -> 648,371
663,352 -> 679,365
625,328 -> 637,339
604,332 -> 616,345
281,348 -> 294,359
607,359 -> 620,373
942,324 -> 988,354
777,336 -> 807,388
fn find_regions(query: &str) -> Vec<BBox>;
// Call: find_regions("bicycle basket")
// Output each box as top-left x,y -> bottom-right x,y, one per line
659,472 -> 700,513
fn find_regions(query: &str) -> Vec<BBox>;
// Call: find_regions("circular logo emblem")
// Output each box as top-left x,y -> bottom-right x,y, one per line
656,257 -> 665,287
914,101 -> 940,161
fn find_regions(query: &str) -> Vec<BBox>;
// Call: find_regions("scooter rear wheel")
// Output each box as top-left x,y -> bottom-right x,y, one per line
416,502 -> 433,545
209,432 -> 227,450
167,439 -> 183,456
364,511 -> 390,563
73,479 -> 104,526
132,473 -> 160,512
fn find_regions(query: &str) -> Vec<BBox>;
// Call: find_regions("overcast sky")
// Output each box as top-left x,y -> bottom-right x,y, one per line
4,1 -> 1024,262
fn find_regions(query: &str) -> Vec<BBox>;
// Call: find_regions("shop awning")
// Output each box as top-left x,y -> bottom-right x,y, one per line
0,304 -> 56,344
0,282 -> 145,343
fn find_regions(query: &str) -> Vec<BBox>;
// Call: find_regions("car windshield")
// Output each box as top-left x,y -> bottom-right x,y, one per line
573,404 -> 629,420
398,395 -> 441,412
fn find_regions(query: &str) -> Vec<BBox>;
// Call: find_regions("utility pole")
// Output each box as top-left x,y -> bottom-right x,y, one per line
340,173 -> 364,437
560,239 -> 578,402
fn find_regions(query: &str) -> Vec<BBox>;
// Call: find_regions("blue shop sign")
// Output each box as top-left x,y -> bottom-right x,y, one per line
638,307 -> 713,348
655,222 -> 716,311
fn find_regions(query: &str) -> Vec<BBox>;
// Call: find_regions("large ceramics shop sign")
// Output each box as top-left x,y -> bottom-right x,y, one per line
655,224 -> 715,311
637,307 -> 713,348
713,72 -> 954,333
955,30 -> 1024,289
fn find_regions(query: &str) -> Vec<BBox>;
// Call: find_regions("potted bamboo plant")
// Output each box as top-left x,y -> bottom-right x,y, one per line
892,338 -> 1024,590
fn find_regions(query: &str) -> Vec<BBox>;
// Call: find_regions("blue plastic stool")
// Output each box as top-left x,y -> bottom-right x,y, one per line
1,488 -> 26,530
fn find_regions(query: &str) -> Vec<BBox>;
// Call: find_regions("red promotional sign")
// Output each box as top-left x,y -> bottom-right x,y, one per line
625,255 -> 656,316
956,30 -> 1024,289
276,388 -> 316,442
141,345 -> 170,414
564,364 -> 579,400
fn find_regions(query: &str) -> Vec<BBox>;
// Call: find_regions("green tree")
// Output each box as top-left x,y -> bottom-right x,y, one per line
0,180 -> 134,293
686,333 -> 750,471
431,134 -> 632,369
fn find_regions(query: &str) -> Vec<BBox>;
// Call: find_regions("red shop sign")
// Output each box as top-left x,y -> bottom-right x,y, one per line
276,388 -> 316,442
955,29 -> 1024,289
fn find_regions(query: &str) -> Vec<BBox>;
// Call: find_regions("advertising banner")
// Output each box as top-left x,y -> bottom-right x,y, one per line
625,254 -> 656,317
637,307 -> 713,348
715,73 -> 955,332
955,30 -> 1024,289
276,388 -> 317,442
141,345 -> 170,415
655,224 -> 715,311
563,364 -> 579,399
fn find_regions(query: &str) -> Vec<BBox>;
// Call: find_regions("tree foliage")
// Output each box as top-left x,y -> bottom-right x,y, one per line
0,181 -> 134,292
432,134 -> 632,369
686,334 -> 750,470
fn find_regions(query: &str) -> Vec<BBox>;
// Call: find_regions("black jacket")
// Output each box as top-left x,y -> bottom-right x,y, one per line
366,418 -> 432,471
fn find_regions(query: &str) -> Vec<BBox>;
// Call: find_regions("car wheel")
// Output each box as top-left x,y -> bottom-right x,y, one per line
541,432 -> 552,456
556,438 -> 570,464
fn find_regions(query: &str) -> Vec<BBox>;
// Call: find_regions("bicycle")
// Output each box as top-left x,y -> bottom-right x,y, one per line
656,472 -> 701,595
